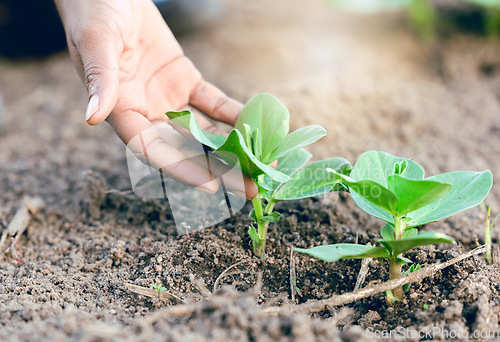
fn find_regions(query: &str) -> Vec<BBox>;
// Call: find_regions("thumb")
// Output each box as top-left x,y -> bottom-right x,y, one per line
77,31 -> 121,126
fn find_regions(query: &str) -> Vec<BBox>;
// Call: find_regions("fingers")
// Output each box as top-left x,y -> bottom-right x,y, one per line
109,112 -> 258,198
155,121 -> 258,199
190,80 -> 243,126
201,152 -> 258,199
69,27 -> 121,126
109,111 -> 219,194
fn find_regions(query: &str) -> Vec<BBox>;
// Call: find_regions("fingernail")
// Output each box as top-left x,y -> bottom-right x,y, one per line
85,95 -> 99,122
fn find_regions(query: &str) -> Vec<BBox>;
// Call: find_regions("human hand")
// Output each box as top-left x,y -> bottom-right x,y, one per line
54,0 -> 257,198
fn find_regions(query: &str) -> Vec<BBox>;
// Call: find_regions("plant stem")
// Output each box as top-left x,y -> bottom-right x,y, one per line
485,205 -> 492,264
265,200 -> 276,216
251,197 -> 267,258
408,0 -> 435,41
394,215 -> 404,240
389,258 -> 403,299
485,7 -> 500,39
250,199 -> 277,258
252,197 -> 264,219
388,216 -> 405,300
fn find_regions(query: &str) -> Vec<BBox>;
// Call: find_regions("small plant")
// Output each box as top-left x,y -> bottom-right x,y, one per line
482,204 -> 499,264
296,151 -> 492,302
167,93 -> 351,258
150,282 -> 167,301
329,0 -> 500,39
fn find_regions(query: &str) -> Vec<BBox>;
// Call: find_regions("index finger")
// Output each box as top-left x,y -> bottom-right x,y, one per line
189,80 -> 243,126
108,110 -> 219,193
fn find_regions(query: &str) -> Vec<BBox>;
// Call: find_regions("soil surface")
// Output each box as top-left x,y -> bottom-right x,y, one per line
0,0 -> 499,340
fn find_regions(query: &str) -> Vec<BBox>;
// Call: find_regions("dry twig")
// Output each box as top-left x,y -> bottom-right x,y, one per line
124,283 -> 187,305
492,245 -> 500,265
213,259 -> 253,293
261,293 -> 289,308
290,247 -> 297,302
264,246 -> 487,315
140,272 -> 264,326
189,275 -> 212,298
139,304 -> 195,326
0,197 -> 44,262
354,258 -> 371,291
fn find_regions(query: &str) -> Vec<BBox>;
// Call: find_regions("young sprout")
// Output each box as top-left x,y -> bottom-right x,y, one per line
296,151 -> 493,303
167,93 -> 351,258
330,0 -> 500,39
290,278 -> 302,297
483,204 -> 500,264
150,282 -> 167,302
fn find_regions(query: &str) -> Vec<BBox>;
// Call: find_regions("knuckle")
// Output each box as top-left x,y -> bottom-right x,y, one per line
127,133 -> 164,166
213,96 -> 230,116
84,64 -> 103,91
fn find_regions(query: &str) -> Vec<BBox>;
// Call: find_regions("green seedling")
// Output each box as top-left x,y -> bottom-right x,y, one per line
464,0 -> 500,38
166,93 -> 351,258
296,151 -> 493,302
465,0 -> 500,7
150,283 -> 167,301
251,148 -> 351,258
401,263 -> 420,293
482,204 -> 499,264
330,0 -> 500,38
290,278 -> 302,296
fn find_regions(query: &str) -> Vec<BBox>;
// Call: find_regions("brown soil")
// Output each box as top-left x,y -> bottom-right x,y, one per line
0,0 -> 499,340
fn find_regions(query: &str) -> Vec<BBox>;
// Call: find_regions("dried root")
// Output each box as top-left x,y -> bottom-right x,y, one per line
0,196 -> 44,263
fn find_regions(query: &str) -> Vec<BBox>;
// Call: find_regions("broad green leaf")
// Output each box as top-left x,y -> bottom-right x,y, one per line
350,151 -> 425,185
251,128 -> 261,160
402,263 -> 416,275
167,110 -> 227,148
260,148 -> 312,195
348,151 -> 424,222
403,228 -> 418,238
387,175 -> 452,216
380,223 -> 395,240
378,231 -> 455,255
328,170 -> 399,216
273,158 -> 352,201
259,212 -> 281,223
167,110 -> 290,182
407,170 -> 493,227
397,256 -> 413,264
346,152 -> 493,229
265,125 -> 327,164
242,124 -> 252,149
257,178 -> 271,193
276,148 -> 313,176
349,193 -> 395,224
249,209 -> 257,223
402,263 -> 420,293
214,130 -> 290,182
248,225 -> 263,242
249,210 -> 281,223
295,244 -> 390,262
235,93 -> 289,162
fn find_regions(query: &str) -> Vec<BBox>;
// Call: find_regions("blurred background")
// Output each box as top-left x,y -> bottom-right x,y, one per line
0,0 -> 499,205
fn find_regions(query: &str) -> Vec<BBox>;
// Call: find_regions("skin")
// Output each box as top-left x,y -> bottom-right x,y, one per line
54,0 -> 258,199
